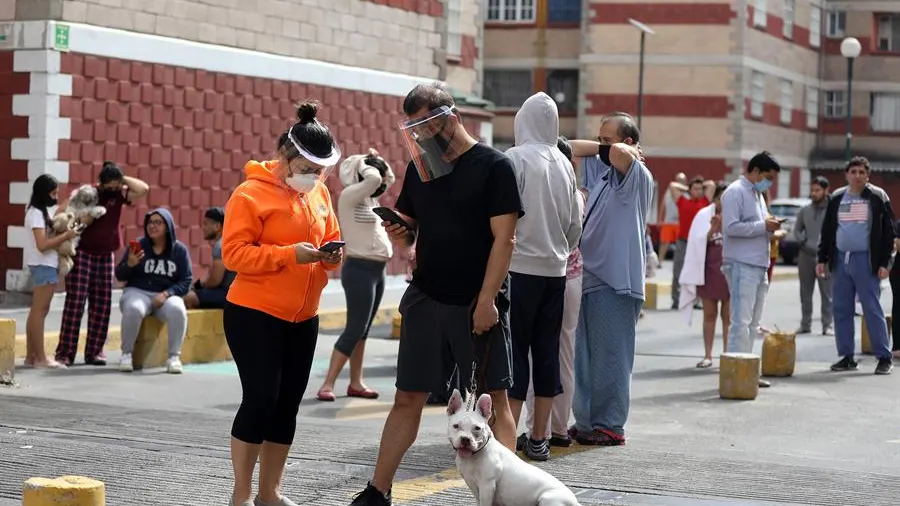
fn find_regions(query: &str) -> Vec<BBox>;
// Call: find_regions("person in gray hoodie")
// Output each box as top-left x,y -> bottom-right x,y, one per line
793,176 -> 833,335
504,92 -> 582,461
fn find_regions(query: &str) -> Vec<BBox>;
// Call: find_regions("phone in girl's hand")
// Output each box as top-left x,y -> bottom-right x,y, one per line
129,240 -> 141,254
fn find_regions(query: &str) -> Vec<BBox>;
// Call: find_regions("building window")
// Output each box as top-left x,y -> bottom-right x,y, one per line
806,86 -> 818,128
810,6 -> 821,47
750,71 -> 765,118
546,69 -> 579,114
548,0 -> 581,23
826,10 -> 846,38
876,14 -> 900,51
446,0 -> 462,57
780,80 -> 793,125
753,0 -> 767,28
871,92 -> 900,132
484,70 -> 533,108
783,0 -> 795,38
824,91 -> 845,118
487,0 -> 536,22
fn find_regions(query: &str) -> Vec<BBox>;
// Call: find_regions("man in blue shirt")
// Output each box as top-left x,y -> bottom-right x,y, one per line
720,152 -> 783,388
568,112 -> 653,446
817,156 -> 895,375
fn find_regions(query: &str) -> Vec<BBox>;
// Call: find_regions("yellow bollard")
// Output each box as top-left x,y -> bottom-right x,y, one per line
391,312 -> 402,340
761,331 -> 796,377
23,475 -> 105,505
0,318 -> 14,382
644,282 -> 658,311
861,315 -> 892,355
719,352 -> 761,400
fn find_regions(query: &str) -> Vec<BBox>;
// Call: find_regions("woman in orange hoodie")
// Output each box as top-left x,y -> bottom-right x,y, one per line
222,101 -> 343,506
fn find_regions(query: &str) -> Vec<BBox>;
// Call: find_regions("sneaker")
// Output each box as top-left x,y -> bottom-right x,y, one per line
795,327 -> 811,335
515,433 -> 527,452
525,438 -> 550,461
549,434 -> 573,448
254,495 -> 298,506
823,326 -> 834,336
875,358 -> 894,375
349,483 -> 391,506
166,356 -> 183,374
119,353 -> 133,372
830,355 -> 859,372
85,353 -> 107,366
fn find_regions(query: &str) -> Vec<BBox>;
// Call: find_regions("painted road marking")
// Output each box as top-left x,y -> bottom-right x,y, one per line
333,399 -> 447,421
888,439 -> 900,443
390,441 -> 598,503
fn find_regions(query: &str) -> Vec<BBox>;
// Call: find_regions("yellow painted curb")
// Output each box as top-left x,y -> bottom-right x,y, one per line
23,475 -> 105,505
644,269 -> 798,311
0,318 -> 14,379
13,306 -> 401,361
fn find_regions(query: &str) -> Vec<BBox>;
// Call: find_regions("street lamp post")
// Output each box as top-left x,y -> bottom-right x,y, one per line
840,37 -> 862,161
628,18 -> 655,131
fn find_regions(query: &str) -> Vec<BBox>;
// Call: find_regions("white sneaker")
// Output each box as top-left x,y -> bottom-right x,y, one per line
119,354 -> 133,372
166,356 -> 183,374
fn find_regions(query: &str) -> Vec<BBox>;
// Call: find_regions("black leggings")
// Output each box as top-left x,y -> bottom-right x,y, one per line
224,302 -> 318,445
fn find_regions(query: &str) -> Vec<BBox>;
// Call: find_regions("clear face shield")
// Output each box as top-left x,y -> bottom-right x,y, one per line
398,106 -> 457,182
284,130 -> 341,193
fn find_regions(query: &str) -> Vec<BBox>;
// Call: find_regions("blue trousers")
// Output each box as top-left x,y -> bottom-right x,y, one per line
833,251 -> 891,360
573,285 -> 642,435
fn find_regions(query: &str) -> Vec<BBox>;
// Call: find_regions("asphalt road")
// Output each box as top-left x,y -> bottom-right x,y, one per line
1,269 -> 899,505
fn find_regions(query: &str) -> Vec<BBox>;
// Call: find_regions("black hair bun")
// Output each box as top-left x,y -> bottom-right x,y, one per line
296,101 -> 319,124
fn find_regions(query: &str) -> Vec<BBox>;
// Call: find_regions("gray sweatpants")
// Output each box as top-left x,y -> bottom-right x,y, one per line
798,251 -> 833,330
672,239 -> 687,306
120,287 -> 188,357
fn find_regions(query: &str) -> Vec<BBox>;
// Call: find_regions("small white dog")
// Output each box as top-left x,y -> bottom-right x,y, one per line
447,389 -> 582,506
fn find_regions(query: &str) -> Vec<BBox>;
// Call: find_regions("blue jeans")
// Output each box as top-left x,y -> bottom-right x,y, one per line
833,251 -> 891,360
723,262 -> 769,354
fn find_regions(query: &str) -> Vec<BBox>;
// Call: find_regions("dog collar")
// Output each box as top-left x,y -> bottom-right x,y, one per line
471,434 -> 492,455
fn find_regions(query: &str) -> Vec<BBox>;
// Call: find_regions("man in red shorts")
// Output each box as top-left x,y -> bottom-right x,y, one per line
668,176 -> 716,309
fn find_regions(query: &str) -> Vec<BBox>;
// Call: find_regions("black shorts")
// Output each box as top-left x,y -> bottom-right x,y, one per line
508,271 -> 566,400
396,282 -> 513,394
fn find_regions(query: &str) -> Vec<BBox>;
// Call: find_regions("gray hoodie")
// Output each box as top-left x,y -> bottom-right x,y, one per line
794,197 -> 829,256
505,92 -> 582,277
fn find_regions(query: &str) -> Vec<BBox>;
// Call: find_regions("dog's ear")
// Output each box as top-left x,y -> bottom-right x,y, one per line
447,389 -> 463,416
476,393 -> 492,420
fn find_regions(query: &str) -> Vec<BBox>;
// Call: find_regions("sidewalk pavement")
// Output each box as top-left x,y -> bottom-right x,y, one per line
1,277 -> 898,505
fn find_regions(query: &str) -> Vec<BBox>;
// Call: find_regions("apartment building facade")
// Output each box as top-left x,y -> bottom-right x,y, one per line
0,0 -> 488,290
483,0 -> 900,210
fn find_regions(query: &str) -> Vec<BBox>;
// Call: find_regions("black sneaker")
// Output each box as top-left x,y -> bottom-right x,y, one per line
349,483 -> 391,506
830,356 -> 859,372
875,358 -> 894,375
515,433 -> 527,452
549,434 -> 573,447
795,327 -> 811,335
525,438 -> 550,461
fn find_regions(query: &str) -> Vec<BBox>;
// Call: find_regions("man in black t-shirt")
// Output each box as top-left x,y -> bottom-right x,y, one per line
350,83 -> 523,506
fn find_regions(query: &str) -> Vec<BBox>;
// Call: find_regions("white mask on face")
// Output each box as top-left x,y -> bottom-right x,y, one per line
286,173 -> 318,193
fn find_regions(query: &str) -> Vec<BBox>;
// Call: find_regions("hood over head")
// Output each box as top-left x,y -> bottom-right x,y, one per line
514,92 -> 560,146
143,207 -> 177,253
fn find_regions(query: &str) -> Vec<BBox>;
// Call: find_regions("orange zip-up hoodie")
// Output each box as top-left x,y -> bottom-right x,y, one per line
223,160 -> 341,323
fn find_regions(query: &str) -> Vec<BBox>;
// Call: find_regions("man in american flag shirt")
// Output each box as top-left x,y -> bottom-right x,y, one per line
817,156 -> 896,375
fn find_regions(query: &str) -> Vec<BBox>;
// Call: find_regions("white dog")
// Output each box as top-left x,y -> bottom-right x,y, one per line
447,389 -> 582,506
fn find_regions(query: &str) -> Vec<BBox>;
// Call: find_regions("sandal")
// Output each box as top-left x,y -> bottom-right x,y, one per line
315,389 -> 336,402
34,359 -> 67,370
574,427 -> 625,446
696,358 -> 713,368
347,386 -> 380,399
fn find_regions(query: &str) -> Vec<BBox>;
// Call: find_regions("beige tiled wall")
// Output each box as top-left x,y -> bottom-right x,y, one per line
59,0 -> 449,77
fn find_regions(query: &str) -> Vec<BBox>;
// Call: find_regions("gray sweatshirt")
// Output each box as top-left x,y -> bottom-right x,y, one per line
505,92 -> 582,277
793,197 -> 828,256
721,177 -> 770,269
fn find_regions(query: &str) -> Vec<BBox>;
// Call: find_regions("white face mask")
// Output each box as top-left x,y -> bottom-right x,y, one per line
286,173 -> 318,193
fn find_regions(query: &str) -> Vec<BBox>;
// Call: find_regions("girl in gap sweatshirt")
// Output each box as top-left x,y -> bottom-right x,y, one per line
114,207 -> 193,374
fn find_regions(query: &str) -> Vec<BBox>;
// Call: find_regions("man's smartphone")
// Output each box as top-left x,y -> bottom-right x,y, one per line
319,241 -> 346,253
775,217 -> 788,223
373,207 -> 413,230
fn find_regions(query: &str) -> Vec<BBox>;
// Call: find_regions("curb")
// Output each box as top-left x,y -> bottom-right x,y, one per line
644,269 -> 797,310
12,306 -> 400,361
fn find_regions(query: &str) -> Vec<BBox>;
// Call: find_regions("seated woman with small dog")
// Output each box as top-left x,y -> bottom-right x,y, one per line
114,208 -> 192,374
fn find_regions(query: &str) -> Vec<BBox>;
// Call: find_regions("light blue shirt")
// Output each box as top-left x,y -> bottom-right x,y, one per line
836,191 -> 871,253
721,177 -> 770,269
579,156 -> 654,300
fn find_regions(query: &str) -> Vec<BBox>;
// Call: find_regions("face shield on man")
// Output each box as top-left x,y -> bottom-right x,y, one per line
284,130 -> 342,193
398,106 -> 457,182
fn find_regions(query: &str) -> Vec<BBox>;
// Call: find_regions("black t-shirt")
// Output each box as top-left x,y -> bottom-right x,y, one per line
395,143 -> 523,306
